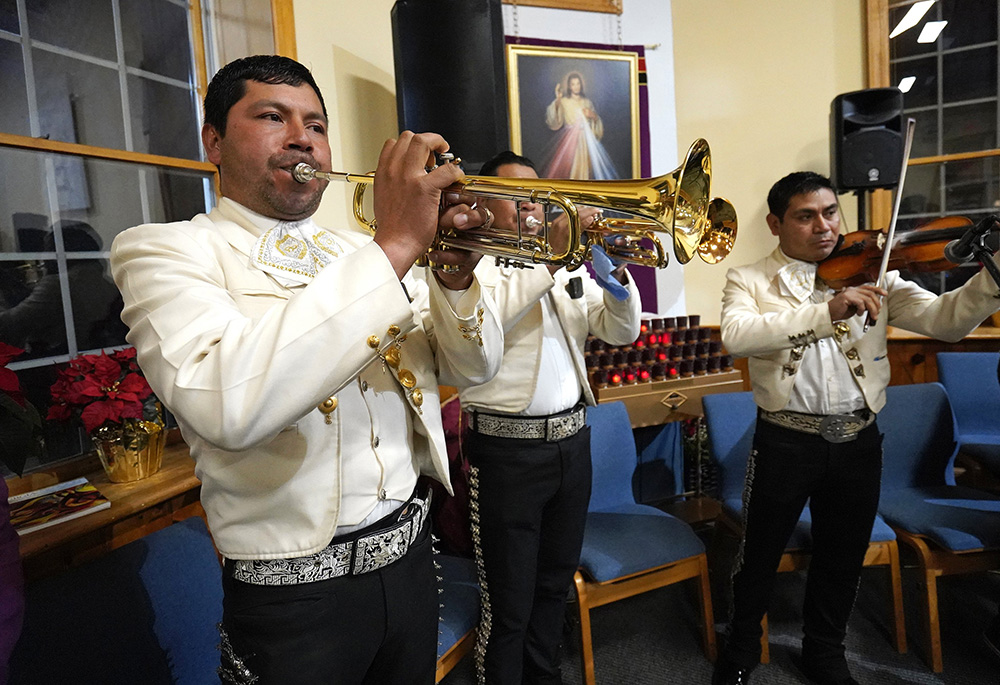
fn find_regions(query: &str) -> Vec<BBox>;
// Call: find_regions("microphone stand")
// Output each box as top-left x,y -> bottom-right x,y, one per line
962,215 -> 1000,290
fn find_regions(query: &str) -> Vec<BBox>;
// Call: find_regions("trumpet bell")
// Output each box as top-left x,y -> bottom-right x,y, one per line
698,198 -> 738,264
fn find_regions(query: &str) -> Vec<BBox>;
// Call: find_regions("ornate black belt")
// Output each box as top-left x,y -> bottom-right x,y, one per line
228,491 -> 431,586
470,404 -> 587,442
759,408 -> 875,443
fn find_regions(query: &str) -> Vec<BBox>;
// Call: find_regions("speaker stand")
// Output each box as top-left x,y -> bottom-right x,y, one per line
855,189 -> 868,231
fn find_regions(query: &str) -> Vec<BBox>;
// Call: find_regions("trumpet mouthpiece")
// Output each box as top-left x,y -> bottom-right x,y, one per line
292,162 -> 316,183
525,216 -> 543,230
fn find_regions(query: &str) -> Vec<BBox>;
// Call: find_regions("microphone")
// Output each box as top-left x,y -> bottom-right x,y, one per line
944,230 -> 980,264
944,216 -> 1000,263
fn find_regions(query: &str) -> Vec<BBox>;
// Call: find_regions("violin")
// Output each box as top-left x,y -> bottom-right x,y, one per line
817,216 -> 986,290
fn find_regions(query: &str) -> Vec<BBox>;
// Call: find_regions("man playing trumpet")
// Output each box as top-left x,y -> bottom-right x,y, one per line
110,54 -> 504,685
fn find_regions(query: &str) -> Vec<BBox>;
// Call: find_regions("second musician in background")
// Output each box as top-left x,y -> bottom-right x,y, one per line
454,151 -> 641,685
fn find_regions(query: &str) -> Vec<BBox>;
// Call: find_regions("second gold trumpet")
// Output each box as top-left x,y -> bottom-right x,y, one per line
292,138 -> 737,269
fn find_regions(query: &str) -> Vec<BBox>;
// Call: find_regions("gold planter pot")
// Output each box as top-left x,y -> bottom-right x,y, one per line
91,418 -> 166,483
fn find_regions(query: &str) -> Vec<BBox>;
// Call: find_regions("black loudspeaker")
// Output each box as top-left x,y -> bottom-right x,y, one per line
391,0 -> 508,173
830,88 -> 904,191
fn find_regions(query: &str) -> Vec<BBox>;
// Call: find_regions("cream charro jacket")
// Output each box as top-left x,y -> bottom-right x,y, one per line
721,247 -> 1000,413
110,201 -> 503,559
457,260 -> 642,413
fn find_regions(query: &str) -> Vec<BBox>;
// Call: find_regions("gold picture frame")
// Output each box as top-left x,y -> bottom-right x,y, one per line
501,0 -> 621,13
506,42 -> 640,180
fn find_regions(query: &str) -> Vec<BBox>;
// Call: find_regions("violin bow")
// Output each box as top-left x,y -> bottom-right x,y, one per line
864,117 -> 917,332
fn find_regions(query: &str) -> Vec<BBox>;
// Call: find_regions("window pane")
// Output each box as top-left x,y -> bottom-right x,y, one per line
0,40 -> 30,136
32,48 -> 126,150
1,0 -> 18,34
889,4 -> 937,58
900,162 -> 943,216
894,56 -> 937,108
940,0 -> 998,50
944,157 -> 1000,211
121,0 -> 195,83
208,0 -> 275,74
0,262 -> 70,359
25,0 -> 116,61
943,46 -> 997,103
7,363 -> 89,474
0,148 -> 52,255
145,167 -> 214,223
58,157 -> 146,249
909,109 -> 939,158
127,74 -> 201,160
65,254 -> 128,351
943,101 -> 998,154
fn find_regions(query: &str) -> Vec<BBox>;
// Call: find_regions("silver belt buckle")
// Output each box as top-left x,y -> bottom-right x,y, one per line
818,413 -> 864,443
545,407 -> 585,442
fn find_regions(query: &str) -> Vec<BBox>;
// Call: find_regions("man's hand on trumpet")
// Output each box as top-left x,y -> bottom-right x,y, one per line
429,191 -> 493,291
372,131 -> 465,280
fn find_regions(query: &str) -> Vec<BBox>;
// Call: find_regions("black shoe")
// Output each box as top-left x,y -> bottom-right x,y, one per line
711,660 -> 754,685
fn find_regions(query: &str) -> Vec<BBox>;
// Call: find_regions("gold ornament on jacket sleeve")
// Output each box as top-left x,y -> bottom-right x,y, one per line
459,308 -> 486,347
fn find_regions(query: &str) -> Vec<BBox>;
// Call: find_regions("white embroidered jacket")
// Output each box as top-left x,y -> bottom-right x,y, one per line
721,246 -> 1000,413
110,201 -> 503,559
457,260 -> 642,413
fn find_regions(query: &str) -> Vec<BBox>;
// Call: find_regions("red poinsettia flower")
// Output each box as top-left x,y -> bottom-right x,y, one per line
48,348 -> 157,433
0,342 -> 27,408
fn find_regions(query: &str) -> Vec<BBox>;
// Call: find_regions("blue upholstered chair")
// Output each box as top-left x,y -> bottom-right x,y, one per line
702,391 -> 907,662
936,351 -> 1000,484
435,554 -> 479,682
9,516 -> 223,684
877,382 -> 1000,672
574,401 -> 716,685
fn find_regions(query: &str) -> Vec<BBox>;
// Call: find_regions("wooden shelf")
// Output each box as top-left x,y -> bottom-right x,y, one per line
10,442 -> 203,581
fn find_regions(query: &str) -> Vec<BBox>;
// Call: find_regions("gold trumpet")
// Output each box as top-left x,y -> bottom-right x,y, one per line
292,138 -> 737,269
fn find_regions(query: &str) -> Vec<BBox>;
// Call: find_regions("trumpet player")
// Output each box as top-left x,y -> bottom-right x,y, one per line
110,55 -> 504,685
452,151 -> 641,685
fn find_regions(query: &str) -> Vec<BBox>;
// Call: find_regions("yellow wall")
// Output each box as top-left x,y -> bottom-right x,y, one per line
671,0 -> 865,324
294,0 -> 400,229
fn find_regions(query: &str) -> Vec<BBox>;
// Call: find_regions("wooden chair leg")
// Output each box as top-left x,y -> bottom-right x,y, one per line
887,541 -> 907,654
574,571 -> 597,685
921,567 -> 944,673
696,554 -> 717,661
760,613 -> 770,664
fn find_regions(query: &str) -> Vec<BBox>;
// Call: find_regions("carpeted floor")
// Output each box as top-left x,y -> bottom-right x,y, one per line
440,543 -> 1000,685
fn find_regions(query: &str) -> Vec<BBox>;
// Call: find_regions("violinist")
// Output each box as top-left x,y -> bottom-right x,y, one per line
712,171 -> 1000,685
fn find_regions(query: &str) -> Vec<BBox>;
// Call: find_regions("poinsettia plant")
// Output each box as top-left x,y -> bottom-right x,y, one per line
47,348 -> 155,434
0,342 -> 43,475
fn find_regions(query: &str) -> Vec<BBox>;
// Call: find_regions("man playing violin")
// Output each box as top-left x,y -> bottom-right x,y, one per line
712,171 -> 1000,685
110,55 -> 504,684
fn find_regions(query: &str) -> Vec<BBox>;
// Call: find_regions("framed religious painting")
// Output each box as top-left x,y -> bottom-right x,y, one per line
506,40 -> 645,180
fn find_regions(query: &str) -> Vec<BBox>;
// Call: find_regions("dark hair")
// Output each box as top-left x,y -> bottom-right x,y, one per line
479,151 -> 537,177
766,171 -> 836,218
564,72 -> 585,97
203,55 -> 327,136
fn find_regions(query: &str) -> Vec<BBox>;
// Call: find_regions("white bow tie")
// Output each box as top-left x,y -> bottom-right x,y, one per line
777,261 -> 817,304
251,219 -> 344,286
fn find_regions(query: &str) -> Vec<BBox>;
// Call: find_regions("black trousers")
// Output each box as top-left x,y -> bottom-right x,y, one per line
722,418 -> 883,680
469,425 -> 592,685
218,513 -> 436,685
